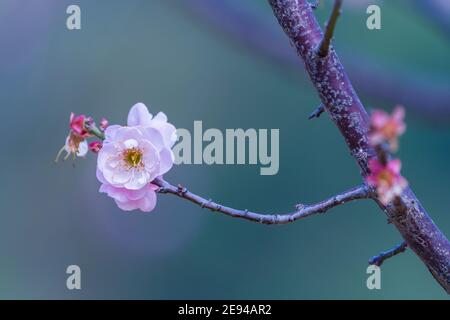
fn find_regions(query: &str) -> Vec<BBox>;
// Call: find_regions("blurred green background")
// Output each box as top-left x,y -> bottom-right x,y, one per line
1,0 -> 450,299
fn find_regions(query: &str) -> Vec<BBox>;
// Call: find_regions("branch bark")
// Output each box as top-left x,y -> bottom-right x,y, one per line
268,0 -> 450,293
154,178 -> 369,225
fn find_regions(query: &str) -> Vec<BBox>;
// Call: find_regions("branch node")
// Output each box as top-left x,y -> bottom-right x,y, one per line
177,184 -> 188,196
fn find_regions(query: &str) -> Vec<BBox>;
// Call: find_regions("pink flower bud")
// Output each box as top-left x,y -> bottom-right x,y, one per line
69,112 -> 92,138
366,158 -> 408,205
369,106 -> 406,151
89,141 -> 103,153
100,118 -> 109,130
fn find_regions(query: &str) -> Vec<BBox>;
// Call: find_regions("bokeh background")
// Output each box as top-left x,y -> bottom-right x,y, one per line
1,0 -> 450,299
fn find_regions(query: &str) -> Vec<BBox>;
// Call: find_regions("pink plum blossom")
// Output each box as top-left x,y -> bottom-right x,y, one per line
96,103 -> 176,212
366,158 -> 408,205
369,106 -> 406,151
55,113 -> 90,162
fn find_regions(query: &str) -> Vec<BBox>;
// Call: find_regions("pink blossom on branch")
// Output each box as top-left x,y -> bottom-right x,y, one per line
369,105 -> 406,151
366,158 -> 408,205
96,103 -> 177,212
55,113 -> 91,162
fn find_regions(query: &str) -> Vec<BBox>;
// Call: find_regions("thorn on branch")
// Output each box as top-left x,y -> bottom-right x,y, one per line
317,0 -> 343,57
308,104 -> 325,119
368,241 -> 408,267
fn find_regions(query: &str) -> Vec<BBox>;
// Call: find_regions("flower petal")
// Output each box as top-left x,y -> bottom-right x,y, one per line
159,147 -> 174,175
127,103 -> 153,127
124,170 -> 150,190
387,159 -> 402,173
104,125 -> 122,142
77,140 -> 88,157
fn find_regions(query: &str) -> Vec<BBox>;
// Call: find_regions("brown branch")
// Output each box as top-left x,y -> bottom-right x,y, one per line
268,0 -> 450,293
317,0 -> 343,57
369,241 -> 408,267
154,177 -> 370,225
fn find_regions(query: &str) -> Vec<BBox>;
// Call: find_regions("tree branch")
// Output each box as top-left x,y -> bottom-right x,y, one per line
317,0 -> 343,57
268,0 -> 450,293
153,177 -> 370,225
369,241 -> 408,267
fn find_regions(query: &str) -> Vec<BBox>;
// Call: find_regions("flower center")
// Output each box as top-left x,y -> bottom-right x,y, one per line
123,148 -> 143,168
378,169 -> 393,187
381,122 -> 397,139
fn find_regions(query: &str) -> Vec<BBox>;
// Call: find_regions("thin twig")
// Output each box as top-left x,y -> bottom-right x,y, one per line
308,104 -> 325,119
317,0 -> 343,57
368,241 -> 408,266
153,177 -> 370,225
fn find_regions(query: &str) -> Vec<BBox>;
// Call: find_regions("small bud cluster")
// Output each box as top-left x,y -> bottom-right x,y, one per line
55,113 -> 107,163
366,106 -> 408,205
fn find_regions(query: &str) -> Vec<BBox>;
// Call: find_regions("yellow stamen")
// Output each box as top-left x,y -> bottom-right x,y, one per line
123,148 -> 143,168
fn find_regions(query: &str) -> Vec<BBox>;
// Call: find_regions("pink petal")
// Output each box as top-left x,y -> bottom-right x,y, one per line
127,103 -> 153,127
104,125 -> 122,142
387,159 -> 402,174
99,184 -> 128,203
124,170 -> 150,190
371,110 -> 389,128
392,105 -> 405,122
368,159 -> 383,174
158,147 -> 174,175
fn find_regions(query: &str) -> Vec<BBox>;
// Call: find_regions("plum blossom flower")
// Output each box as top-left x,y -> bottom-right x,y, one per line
96,103 -> 176,212
366,158 -> 408,205
369,106 -> 406,151
55,113 -> 91,162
